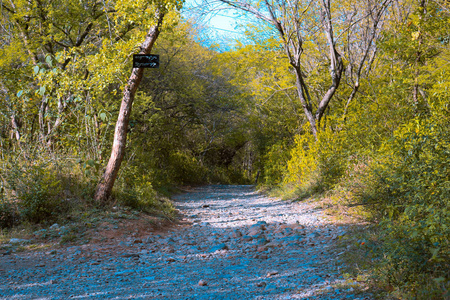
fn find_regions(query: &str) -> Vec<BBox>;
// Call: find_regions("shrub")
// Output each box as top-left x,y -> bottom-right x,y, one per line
354,114 -> 450,298
262,143 -> 290,186
0,152 -> 69,225
168,150 -> 208,185
283,126 -> 351,199
0,196 -> 19,228
17,164 -> 63,223
114,167 -> 175,217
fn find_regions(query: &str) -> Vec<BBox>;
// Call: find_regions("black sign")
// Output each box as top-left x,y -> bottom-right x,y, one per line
133,54 -> 159,68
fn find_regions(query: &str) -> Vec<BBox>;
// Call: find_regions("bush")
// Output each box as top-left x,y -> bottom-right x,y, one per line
114,167 -> 175,217
0,153 -> 69,226
18,165 -> 63,223
262,143 -> 290,186
283,126 -> 351,199
167,150 -> 208,185
0,196 -> 19,228
354,114 -> 450,298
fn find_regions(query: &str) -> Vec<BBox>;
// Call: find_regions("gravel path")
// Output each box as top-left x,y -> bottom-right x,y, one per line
0,185 -> 373,299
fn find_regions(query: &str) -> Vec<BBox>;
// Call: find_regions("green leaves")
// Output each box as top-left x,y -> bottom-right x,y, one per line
45,55 -> 53,67
99,112 -> 107,122
353,113 -> 450,295
38,86 -> 46,96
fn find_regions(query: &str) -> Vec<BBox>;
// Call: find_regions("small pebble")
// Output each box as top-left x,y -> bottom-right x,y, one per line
0,186 -> 363,300
267,271 -> 279,277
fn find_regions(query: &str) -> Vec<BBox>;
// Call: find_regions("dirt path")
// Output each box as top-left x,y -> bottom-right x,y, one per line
0,185 -> 372,299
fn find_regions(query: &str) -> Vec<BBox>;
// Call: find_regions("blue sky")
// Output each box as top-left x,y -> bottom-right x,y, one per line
182,0 -> 249,48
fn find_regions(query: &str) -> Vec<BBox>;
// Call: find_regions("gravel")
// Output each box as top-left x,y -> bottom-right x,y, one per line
0,185 -> 374,299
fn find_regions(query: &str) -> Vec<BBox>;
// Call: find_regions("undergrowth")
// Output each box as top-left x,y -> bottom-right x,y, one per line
349,115 -> 450,299
0,149 -> 176,234
272,113 -> 449,299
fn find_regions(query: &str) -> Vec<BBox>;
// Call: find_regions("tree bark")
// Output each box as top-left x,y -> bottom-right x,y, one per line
94,10 -> 164,203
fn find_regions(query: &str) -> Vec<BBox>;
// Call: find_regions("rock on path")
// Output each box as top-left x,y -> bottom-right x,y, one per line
0,185 -> 372,299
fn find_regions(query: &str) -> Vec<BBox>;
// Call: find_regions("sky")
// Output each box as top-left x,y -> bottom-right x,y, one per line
181,0 -> 249,48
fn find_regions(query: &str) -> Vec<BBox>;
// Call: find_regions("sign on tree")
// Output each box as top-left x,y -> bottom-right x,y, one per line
133,54 -> 159,68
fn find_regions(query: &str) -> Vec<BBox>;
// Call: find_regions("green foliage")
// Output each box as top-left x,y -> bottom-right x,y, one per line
113,167 -> 175,218
262,143 -> 290,186
0,2 -> 448,298
0,196 -> 19,228
166,151 -> 207,185
122,23 -> 254,187
0,154 -> 66,225
16,165 -> 64,224
283,125 -> 351,199
353,114 -> 450,298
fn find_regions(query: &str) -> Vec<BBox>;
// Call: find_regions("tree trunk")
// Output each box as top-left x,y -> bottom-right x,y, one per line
219,0 -> 342,139
94,10 -> 164,203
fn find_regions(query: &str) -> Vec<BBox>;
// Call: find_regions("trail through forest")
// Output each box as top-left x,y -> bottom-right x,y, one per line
0,185 -> 373,299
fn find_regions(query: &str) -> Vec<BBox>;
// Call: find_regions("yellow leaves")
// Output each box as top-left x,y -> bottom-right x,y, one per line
114,0 -> 181,28
411,31 -> 421,41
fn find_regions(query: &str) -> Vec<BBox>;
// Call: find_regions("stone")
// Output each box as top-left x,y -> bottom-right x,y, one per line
209,243 -> 228,253
248,223 -> 266,236
163,247 -> 175,253
0,249 -> 11,256
255,238 -> 269,245
115,270 -> 134,276
264,241 -> 280,248
256,245 -> 268,252
248,228 -> 263,236
122,253 -> 140,258
307,232 -> 320,238
264,283 -> 277,290
9,238 -> 29,244
231,230 -> 242,238
143,276 -> 156,281
1,186 -> 347,299
242,235 -> 253,242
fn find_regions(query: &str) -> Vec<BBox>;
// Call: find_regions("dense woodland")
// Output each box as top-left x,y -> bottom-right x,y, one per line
0,0 -> 449,298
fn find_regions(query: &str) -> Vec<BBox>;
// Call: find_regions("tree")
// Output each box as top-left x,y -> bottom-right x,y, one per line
0,0 -> 111,148
341,0 -> 392,121
378,0 -> 449,115
213,0 -> 343,138
94,0 -> 183,203
125,22 -> 253,185
207,0 -> 391,138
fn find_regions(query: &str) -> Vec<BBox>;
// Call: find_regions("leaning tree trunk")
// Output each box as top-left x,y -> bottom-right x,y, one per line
94,11 -> 164,203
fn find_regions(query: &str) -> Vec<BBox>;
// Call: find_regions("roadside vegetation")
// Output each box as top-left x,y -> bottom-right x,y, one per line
1,0 -> 448,298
